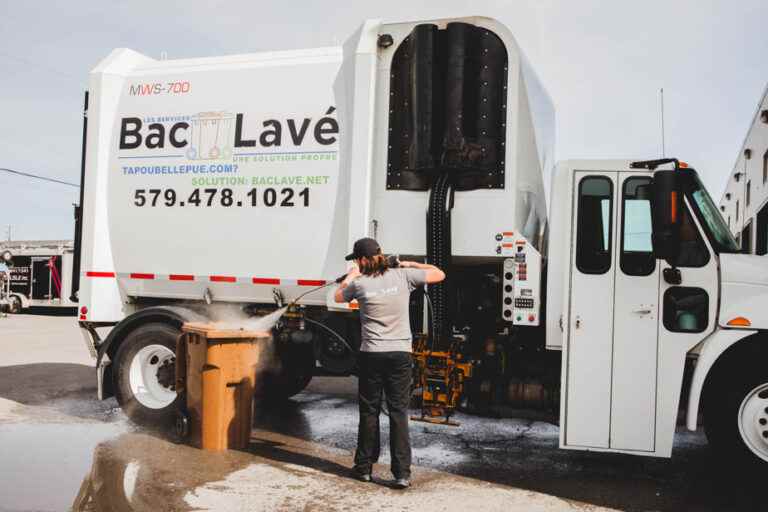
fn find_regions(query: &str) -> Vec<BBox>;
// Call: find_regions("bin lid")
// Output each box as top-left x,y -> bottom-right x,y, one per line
181,322 -> 272,340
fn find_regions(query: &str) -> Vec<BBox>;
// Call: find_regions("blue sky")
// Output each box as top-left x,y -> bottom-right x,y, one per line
1,0 -> 766,240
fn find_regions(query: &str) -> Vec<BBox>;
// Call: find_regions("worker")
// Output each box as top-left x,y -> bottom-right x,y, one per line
334,237 -> 445,489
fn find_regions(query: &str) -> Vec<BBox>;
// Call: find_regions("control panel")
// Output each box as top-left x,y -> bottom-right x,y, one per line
500,237 -> 542,326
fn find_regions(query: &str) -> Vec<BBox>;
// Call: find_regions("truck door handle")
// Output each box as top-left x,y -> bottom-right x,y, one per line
633,309 -> 652,315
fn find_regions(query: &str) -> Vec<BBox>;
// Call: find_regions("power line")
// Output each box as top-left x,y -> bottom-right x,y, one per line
0,167 -> 79,188
0,51 -> 83,86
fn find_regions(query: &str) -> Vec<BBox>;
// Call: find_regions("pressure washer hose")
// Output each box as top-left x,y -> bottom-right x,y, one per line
282,267 -> 437,418
282,275 -> 398,417
280,276 -> 357,355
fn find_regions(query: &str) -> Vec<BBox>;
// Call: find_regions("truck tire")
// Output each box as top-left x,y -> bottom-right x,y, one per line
704,349 -> 768,471
113,323 -> 180,426
9,296 -> 21,314
267,372 -> 313,402
259,345 -> 315,402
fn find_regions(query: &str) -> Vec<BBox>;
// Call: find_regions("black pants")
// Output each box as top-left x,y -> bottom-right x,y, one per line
354,351 -> 412,479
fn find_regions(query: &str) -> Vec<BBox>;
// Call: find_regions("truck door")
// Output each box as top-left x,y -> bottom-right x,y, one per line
610,175 -> 658,451
565,172 -> 660,452
31,257 -> 52,300
566,172 -> 617,448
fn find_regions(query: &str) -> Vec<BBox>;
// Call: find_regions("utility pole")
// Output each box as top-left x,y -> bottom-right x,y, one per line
4,225 -> 10,242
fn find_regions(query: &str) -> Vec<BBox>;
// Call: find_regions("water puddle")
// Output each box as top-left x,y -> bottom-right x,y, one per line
72,432 -> 255,511
0,422 -> 128,511
0,419 -> 260,512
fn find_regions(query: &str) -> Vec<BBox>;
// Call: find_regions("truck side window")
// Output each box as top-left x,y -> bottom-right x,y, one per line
663,287 -> 708,333
620,177 -> 655,276
674,204 -> 710,267
576,176 -> 613,274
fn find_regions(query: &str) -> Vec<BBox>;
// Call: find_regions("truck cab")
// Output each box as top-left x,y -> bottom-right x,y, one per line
550,158 -> 768,466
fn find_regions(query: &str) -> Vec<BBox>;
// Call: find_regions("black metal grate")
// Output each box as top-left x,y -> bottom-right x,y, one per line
386,23 -> 508,192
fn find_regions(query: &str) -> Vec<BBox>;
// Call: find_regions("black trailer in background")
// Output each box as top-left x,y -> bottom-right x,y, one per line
0,241 -> 75,311
10,256 -> 64,300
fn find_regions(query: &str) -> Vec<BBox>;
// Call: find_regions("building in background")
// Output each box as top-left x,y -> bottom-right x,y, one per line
0,240 -> 75,312
719,83 -> 768,255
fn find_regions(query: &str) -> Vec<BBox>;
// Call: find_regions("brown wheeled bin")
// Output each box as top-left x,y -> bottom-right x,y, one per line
175,322 -> 271,452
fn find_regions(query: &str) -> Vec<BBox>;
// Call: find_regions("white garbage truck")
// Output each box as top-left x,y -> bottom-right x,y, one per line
75,16 -> 768,470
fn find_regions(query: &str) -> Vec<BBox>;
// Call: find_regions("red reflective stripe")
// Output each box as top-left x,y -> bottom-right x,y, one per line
210,275 -> 237,283
86,271 -> 115,278
297,279 -> 326,286
169,274 -> 195,281
130,273 -> 155,280
252,277 -> 280,285
502,231 -> 514,236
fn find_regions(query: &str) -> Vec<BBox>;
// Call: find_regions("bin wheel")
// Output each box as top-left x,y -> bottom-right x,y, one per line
174,410 -> 190,441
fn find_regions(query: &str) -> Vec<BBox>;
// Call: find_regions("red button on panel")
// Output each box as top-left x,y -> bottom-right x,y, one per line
528,314 -> 535,322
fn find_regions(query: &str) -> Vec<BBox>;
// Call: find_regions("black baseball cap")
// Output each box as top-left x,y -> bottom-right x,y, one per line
345,237 -> 381,261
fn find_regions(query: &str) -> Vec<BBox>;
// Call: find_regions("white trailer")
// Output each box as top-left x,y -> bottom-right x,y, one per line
76,16 -> 768,470
0,241 -> 76,313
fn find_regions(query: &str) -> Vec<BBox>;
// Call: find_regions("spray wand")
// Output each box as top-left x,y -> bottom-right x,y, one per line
277,260 -> 402,418
282,257 -> 397,309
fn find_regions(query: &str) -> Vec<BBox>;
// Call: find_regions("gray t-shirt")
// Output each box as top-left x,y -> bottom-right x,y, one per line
342,268 -> 427,353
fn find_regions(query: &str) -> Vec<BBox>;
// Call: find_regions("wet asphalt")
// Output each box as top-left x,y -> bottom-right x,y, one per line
0,313 -> 765,511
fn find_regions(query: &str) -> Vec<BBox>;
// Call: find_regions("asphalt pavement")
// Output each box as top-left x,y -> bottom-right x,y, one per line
0,312 -> 763,511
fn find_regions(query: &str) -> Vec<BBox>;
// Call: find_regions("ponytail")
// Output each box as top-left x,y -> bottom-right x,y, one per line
358,253 -> 390,277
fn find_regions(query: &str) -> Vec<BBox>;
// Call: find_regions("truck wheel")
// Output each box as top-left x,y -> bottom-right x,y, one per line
259,345 -> 315,402
267,372 -> 313,402
113,323 -> 180,426
9,296 -> 21,314
704,353 -> 768,470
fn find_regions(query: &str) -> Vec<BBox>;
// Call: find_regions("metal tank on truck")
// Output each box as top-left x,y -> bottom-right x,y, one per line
74,15 -> 768,472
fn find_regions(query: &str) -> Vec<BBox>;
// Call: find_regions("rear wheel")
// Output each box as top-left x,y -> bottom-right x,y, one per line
704,350 -> 768,471
267,371 -> 314,401
259,343 -> 315,402
113,323 -> 180,426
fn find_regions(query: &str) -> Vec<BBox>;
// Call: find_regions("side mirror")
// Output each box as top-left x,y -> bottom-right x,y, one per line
650,170 -> 682,265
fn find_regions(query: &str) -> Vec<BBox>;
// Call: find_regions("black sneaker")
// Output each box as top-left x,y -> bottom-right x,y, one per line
352,471 -> 372,482
392,478 -> 411,489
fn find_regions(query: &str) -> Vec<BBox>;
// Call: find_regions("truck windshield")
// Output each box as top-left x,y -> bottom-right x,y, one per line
688,173 -> 739,253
